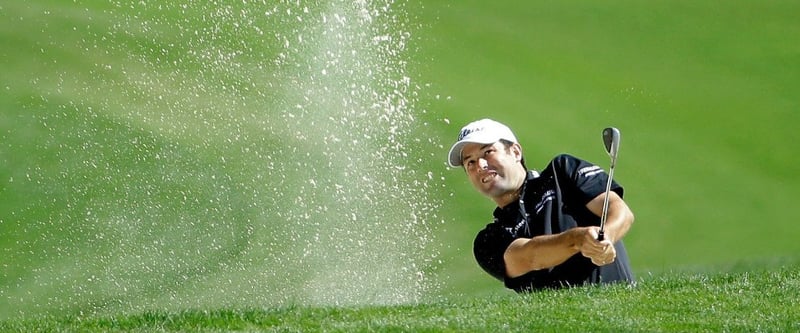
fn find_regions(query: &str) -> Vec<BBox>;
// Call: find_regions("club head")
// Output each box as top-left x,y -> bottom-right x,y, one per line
602,127 -> 620,161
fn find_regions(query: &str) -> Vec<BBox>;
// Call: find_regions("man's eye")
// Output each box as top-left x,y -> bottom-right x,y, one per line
484,149 -> 494,155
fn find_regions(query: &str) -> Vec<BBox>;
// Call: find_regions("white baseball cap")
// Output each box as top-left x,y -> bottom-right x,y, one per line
447,119 -> 519,167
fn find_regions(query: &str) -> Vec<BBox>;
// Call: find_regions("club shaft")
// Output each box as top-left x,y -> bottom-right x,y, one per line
598,165 -> 615,240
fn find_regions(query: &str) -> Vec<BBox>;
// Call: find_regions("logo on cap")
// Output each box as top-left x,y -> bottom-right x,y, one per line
458,126 -> 483,141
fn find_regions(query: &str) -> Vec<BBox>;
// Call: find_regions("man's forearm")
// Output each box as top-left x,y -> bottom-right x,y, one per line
503,228 -> 585,278
586,191 -> 634,243
601,198 -> 634,243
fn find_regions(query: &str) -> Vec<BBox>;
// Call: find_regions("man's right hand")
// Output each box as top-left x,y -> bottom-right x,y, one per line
578,227 -> 617,266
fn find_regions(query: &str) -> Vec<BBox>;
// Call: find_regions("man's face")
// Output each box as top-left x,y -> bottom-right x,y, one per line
460,141 -> 523,199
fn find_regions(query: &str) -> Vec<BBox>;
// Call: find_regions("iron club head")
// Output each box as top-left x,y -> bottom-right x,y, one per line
602,127 -> 620,166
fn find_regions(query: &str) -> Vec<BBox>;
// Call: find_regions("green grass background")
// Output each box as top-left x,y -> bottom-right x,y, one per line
2,0 -> 799,324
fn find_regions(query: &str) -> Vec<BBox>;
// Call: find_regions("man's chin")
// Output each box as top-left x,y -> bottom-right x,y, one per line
481,185 -> 507,198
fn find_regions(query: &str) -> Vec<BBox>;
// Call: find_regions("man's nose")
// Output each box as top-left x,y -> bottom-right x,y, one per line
478,158 -> 488,170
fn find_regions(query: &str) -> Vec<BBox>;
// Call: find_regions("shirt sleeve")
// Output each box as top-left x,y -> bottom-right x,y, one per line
553,154 -> 624,205
473,223 -> 514,282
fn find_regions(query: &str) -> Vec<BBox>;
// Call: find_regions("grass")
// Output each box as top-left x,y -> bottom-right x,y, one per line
2,263 -> 798,332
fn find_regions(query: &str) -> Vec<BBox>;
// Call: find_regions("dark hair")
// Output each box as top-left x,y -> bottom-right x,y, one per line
499,139 -> 527,170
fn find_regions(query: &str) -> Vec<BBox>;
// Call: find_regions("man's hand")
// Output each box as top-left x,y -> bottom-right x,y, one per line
579,227 -> 616,266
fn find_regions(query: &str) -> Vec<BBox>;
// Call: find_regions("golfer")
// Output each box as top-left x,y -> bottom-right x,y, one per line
448,119 -> 635,292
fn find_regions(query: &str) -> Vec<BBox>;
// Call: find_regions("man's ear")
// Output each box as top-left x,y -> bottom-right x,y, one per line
511,143 -> 523,162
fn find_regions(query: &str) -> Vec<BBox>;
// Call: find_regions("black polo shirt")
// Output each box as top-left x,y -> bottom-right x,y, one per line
473,154 -> 634,292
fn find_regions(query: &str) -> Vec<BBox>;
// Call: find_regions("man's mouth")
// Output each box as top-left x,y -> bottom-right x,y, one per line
481,172 -> 497,184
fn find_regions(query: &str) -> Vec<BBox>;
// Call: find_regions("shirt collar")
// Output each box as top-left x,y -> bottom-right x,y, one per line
492,170 -> 539,222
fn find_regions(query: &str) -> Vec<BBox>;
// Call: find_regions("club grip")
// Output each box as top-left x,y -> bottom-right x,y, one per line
597,230 -> 605,241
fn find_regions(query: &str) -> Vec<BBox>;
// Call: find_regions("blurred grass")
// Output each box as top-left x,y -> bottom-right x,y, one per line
1,0 -> 799,319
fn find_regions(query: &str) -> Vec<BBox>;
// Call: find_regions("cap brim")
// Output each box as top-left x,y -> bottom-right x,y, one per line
447,141 -> 469,167
447,134 -> 500,167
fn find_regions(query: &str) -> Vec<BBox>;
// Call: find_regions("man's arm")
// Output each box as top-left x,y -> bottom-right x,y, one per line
503,227 -> 591,278
577,190 -> 634,266
585,190 -> 635,244
502,191 -> 634,278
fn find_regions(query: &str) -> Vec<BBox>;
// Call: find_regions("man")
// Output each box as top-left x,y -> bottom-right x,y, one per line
447,118 -> 635,292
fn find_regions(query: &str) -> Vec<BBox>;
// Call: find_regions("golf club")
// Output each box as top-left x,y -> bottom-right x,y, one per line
598,127 -> 621,241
